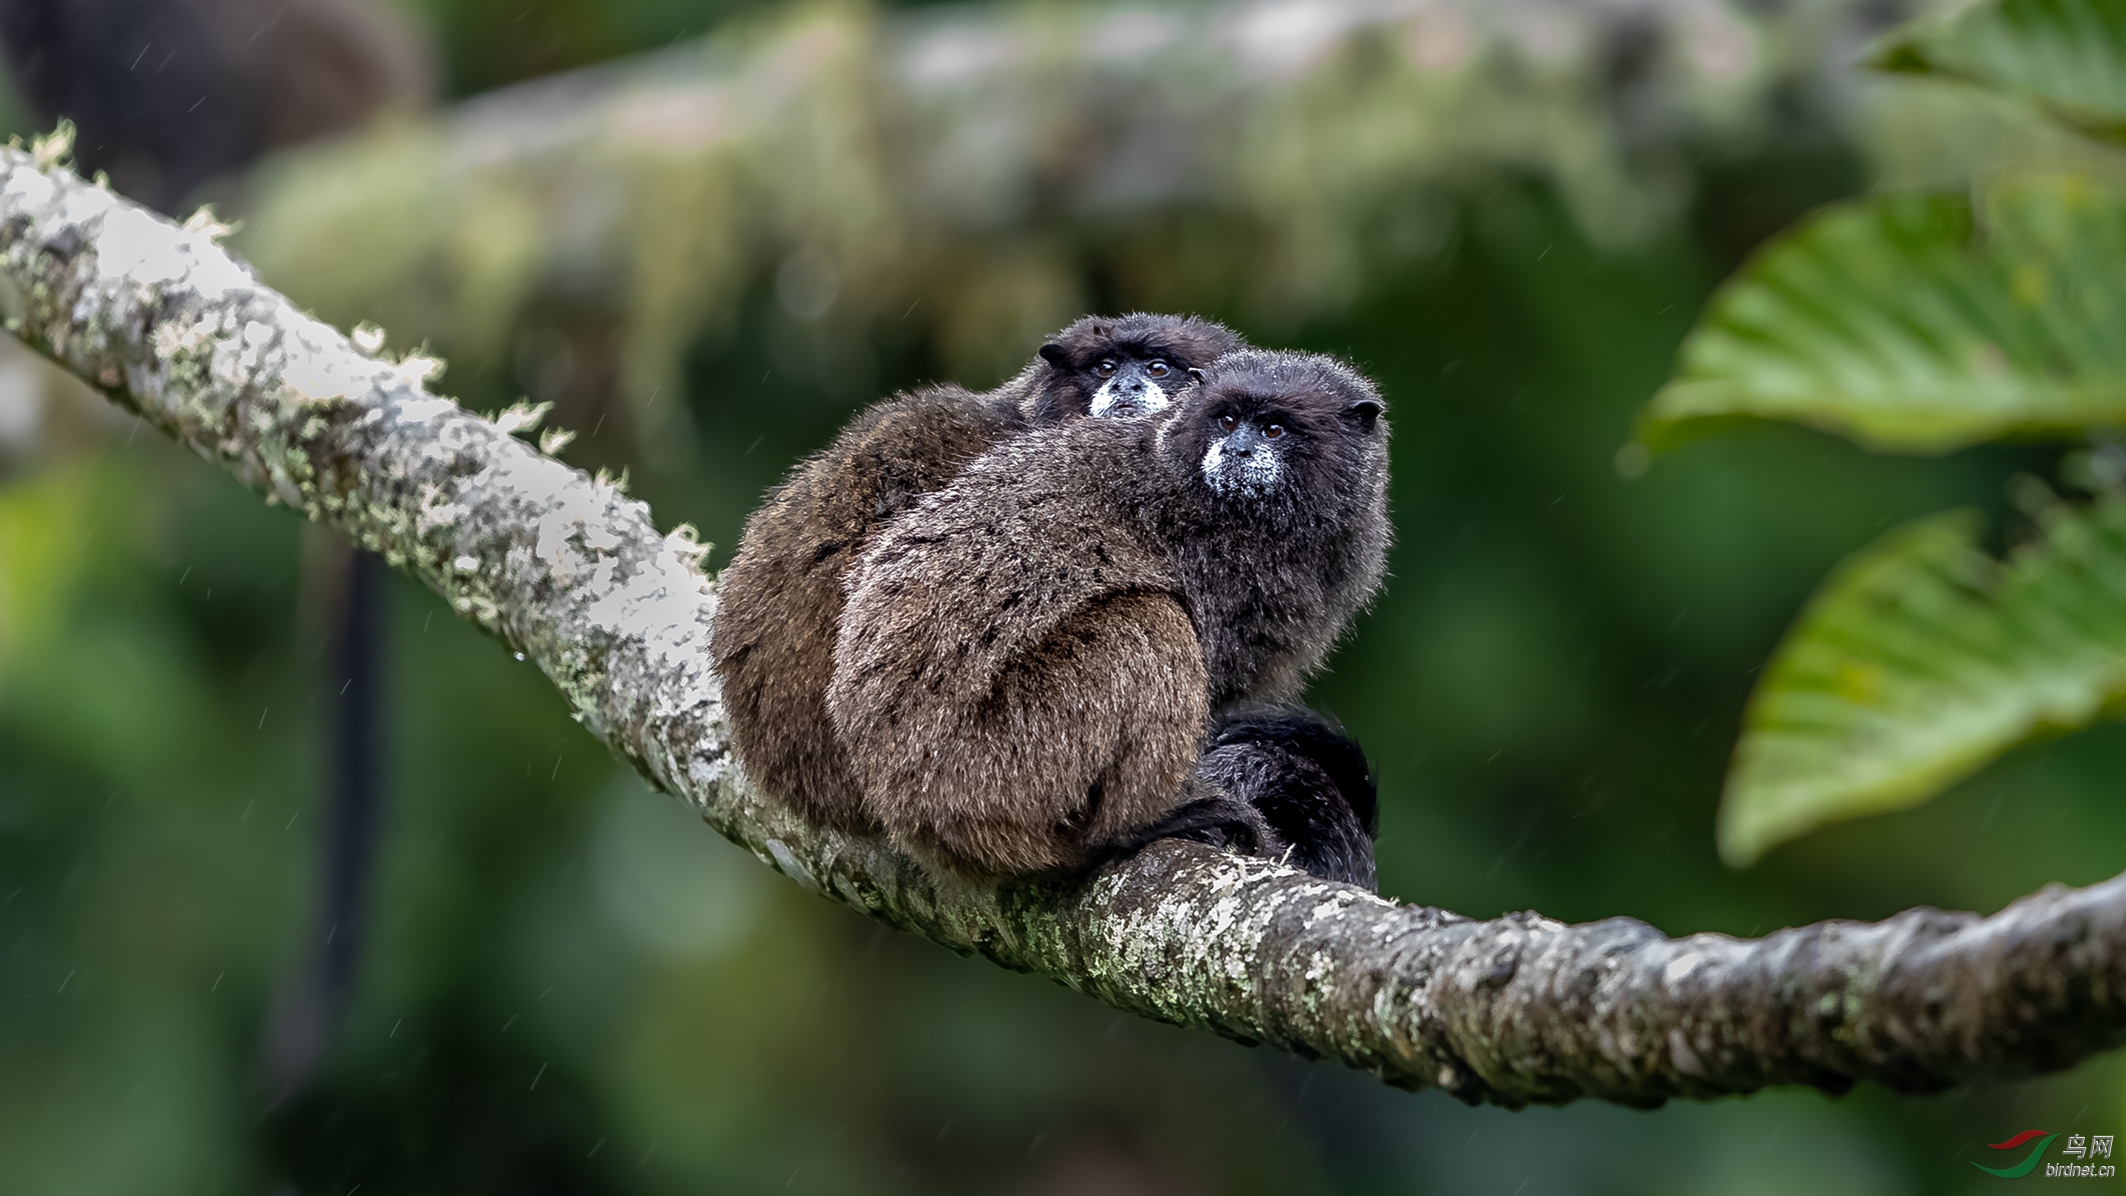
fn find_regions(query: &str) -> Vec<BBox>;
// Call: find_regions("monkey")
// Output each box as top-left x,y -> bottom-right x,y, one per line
827,349 -> 1391,877
710,313 -> 1245,833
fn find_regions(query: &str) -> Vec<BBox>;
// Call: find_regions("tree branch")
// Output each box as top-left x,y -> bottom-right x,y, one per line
7,141 -> 2124,1107
239,0 -> 1920,438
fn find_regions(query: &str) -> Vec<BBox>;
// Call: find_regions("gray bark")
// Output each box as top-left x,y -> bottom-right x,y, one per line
4,137 -> 2122,1107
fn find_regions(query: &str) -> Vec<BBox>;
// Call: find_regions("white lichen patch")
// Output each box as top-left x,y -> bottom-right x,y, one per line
28,123 -> 72,169
764,838 -> 820,891
1667,1028 -> 1704,1077
394,354 -> 443,386
277,325 -> 390,403
494,399 -> 551,437
181,206 -> 235,244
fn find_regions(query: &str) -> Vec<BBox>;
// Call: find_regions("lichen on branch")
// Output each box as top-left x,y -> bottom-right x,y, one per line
5,137 -> 2125,1107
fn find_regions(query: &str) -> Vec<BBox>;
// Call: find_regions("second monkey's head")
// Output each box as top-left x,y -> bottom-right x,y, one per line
1025,312 -> 1245,422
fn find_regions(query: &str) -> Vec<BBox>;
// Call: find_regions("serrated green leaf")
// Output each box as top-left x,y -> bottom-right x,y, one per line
1640,176 -> 2126,455
1720,499 -> 2126,865
1872,0 -> 2126,145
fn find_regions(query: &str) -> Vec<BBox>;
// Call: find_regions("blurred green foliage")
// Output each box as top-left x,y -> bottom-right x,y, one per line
233,0 -> 1832,481
1640,179 -> 2126,455
1713,497 -> 2126,868
402,0 -> 765,96
3,1 -> 2125,1194
1647,0 -> 2126,865
1872,0 -> 2126,143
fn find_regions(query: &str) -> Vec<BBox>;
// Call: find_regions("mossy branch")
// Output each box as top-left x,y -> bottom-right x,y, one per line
8,141 -> 2126,1107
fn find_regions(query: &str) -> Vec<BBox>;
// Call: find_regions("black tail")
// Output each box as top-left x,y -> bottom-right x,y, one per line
1208,703 -> 1377,835
1112,792 -> 1274,859
1195,704 -> 1379,889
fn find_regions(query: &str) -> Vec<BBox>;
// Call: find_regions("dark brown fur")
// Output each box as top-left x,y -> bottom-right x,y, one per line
710,314 -> 1242,830
830,350 -> 1390,876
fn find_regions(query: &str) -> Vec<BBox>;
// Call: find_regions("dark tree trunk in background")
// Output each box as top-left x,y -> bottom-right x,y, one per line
265,543 -> 387,1091
0,0 -> 431,1091
0,0 -> 428,211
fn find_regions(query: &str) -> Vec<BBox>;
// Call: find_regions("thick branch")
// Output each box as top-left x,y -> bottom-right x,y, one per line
6,143 -> 2123,1107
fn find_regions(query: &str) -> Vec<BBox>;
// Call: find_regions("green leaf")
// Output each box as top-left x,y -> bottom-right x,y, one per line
1720,499 -> 2126,865
1640,176 -> 2126,455
1871,0 -> 2126,145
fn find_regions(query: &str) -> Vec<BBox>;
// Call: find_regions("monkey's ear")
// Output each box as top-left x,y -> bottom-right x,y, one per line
1186,367 -> 1205,384
1038,343 -> 1068,368
1344,398 -> 1384,431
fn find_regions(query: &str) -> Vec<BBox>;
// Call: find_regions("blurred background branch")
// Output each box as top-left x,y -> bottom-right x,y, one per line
236,0 -> 1899,473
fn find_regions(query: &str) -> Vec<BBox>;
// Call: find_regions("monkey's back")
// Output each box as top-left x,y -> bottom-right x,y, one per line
830,420 -> 1210,875
712,385 -> 1026,830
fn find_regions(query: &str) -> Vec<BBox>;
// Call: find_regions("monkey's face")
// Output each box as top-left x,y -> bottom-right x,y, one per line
1168,354 -> 1387,513
1197,404 -> 1293,497
1087,354 -> 1183,418
1032,314 -> 1245,424
1037,340 -> 1185,419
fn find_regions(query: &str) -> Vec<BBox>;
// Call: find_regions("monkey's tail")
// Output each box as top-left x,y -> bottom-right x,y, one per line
1102,791 -> 1280,863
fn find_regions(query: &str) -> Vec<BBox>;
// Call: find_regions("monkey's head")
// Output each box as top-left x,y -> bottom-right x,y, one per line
1164,350 -> 1387,517
1030,313 -> 1244,422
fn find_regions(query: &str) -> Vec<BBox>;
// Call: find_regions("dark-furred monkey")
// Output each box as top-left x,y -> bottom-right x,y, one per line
712,313 -> 1245,832
830,350 -> 1391,877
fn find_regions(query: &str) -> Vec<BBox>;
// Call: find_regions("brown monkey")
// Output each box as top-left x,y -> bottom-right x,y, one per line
829,350 -> 1391,876
711,313 -> 1245,831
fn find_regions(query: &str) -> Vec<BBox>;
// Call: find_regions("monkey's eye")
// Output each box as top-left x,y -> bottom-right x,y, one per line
1263,424 -> 1287,440
1095,360 -> 1118,378
1217,414 -> 1239,432
1146,361 -> 1170,378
